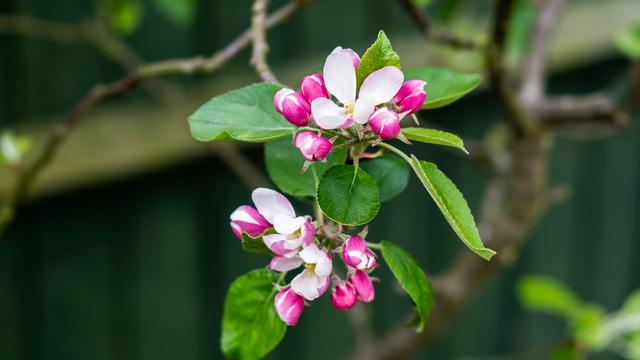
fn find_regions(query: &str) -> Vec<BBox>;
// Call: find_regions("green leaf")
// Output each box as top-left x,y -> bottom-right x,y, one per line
241,232 -> 273,256
381,240 -> 433,332
356,30 -> 402,89
621,289 -> 640,313
401,127 -> 468,154
410,156 -> 495,260
517,275 -> 583,318
411,0 -> 431,6
403,68 -> 481,109
265,137 -> 348,198
615,25 -> 640,61
151,0 -> 195,26
221,269 -> 286,360
188,83 -> 293,143
360,155 -> 410,202
105,0 -> 144,35
317,165 -> 380,226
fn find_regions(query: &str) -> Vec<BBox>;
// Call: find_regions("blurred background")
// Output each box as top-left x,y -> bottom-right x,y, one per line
1,0 -> 639,359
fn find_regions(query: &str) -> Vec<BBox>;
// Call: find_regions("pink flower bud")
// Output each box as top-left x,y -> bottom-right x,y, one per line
274,88 -> 311,126
300,74 -> 330,103
294,131 -> 333,162
333,47 -> 361,69
349,270 -> 375,303
229,205 -> 271,239
274,286 -> 305,326
368,108 -> 401,141
393,80 -> 427,114
331,280 -> 357,310
342,235 -> 378,271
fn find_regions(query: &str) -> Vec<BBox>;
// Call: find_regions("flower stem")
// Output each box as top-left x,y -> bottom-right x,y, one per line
366,242 -> 383,250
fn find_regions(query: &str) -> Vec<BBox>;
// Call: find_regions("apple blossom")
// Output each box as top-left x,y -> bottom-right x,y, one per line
273,88 -> 311,126
290,244 -> 333,300
393,80 -> 427,114
342,235 -> 378,271
368,107 -> 401,140
229,205 -> 272,239
331,279 -> 357,310
310,48 -> 404,129
332,46 -> 361,69
349,269 -> 375,303
294,131 -> 333,162
275,286 -> 305,326
300,74 -> 330,103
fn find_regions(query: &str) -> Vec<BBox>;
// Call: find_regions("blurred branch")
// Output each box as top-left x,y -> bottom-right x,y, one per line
0,0 -> 311,237
538,94 -> 629,129
396,0 -> 480,50
519,0 -> 566,108
251,0 -> 279,82
0,14 -> 85,43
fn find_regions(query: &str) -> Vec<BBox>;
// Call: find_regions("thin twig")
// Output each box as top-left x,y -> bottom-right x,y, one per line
251,0 -> 279,83
0,0 -> 311,236
0,15 -> 86,43
396,0 -> 479,50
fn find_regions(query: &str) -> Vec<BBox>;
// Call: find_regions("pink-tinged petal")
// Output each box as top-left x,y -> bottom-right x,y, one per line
323,52 -> 356,104
300,221 -> 315,246
275,287 -> 304,326
331,280 -> 357,310
343,235 -> 373,269
295,132 -> 332,162
230,221 -> 243,239
229,205 -> 271,238
310,136 -> 332,161
358,66 -> 404,105
252,188 -> 296,223
314,251 -> 333,277
368,107 -> 401,141
349,270 -> 375,303
263,233 -> 292,256
273,215 -> 307,235
273,88 -> 311,126
318,275 -> 330,297
338,117 -> 354,129
270,255 -> 303,272
300,74 -> 330,103
291,269 -> 326,300
353,98 -> 375,124
311,97 -> 350,130
393,80 -> 427,114
331,47 -> 361,69
299,243 -> 324,264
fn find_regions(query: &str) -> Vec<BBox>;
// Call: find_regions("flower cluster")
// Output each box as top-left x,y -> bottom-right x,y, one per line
273,47 -> 427,163
230,188 -> 379,326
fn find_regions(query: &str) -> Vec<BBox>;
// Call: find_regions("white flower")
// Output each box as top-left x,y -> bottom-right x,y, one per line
311,47 -> 404,129
290,244 -> 333,300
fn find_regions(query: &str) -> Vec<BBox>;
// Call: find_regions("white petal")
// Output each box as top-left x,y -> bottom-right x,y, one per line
314,253 -> 332,277
252,188 -> 295,223
323,52 -> 356,104
298,243 -> 324,264
263,233 -> 287,249
358,66 -> 404,105
353,98 -> 375,124
291,270 -> 322,300
283,236 -> 303,250
270,255 -> 303,272
311,98 -> 349,130
273,215 -> 307,235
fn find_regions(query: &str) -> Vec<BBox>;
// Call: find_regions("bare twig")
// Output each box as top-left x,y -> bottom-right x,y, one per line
251,0 -> 279,82
0,14 -> 86,42
538,94 -> 628,129
0,0 -> 311,236
519,0 -> 566,108
396,0 -> 479,50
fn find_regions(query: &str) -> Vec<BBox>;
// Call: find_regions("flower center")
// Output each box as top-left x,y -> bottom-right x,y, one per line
304,263 -> 317,273
343,102 -> 355,117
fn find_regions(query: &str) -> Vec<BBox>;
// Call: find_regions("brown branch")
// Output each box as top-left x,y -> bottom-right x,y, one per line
538,94 -> 629,129
0,14 -> 86,42
396,0 -> 479,50
519,0 -> 566,108
251,0 -> 279,82
0,0 -> 311,236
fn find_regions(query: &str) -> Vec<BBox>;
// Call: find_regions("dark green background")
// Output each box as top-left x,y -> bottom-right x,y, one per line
1,0 -> 638,359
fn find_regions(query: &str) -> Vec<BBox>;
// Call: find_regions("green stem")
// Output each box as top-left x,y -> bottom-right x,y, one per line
313,199 -> 325,227
367,242 -> 382,250
376,142 -> 412,164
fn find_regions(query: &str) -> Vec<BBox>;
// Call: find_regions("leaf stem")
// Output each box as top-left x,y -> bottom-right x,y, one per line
375,142 -> 412,164
367,242 -> 383,250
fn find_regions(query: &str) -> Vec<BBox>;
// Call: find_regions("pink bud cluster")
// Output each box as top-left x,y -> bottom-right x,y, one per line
229,188 -> 381,326
273,46 -> 427,165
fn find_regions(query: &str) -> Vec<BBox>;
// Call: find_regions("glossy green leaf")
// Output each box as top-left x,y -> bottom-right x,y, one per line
410,156 -> 495,260
403,68 -> 481,109
381,240 -> 433,332
221,269 -> 285,360
401,127 -> 468,154
189,83 -> 293,143
356,30 -> 401,89
517,275 -> 583,318
317,165 -> 380,226
241,232 -> 273,256
151,0 -> 195,26
360,155 -> 410,202
105,0 -> 143,35
615,25 -> 640,61
265,137 -> 348,197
